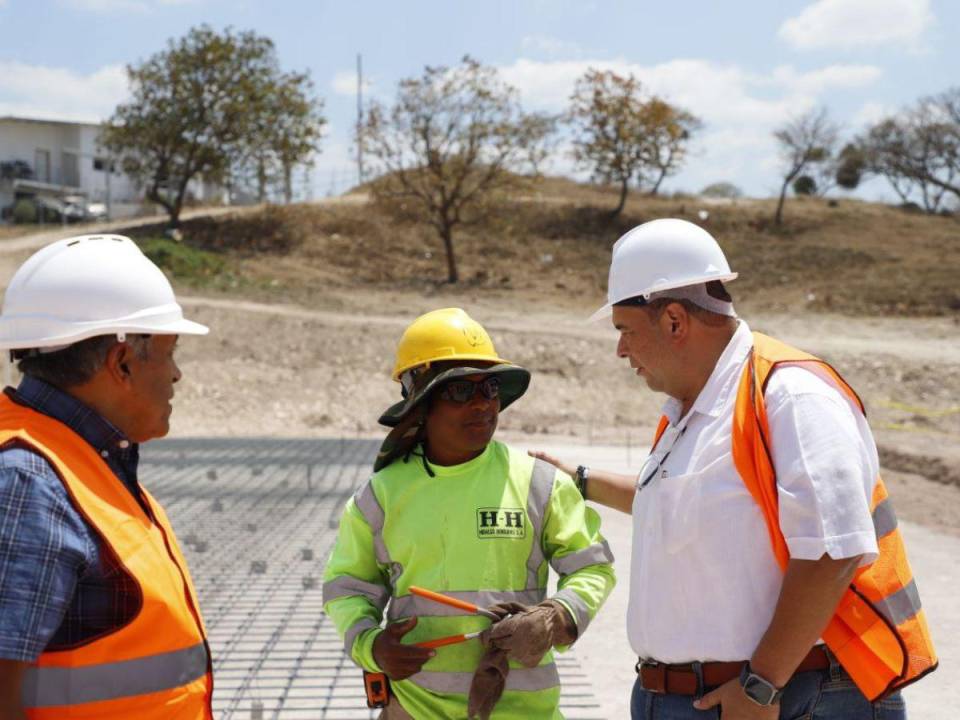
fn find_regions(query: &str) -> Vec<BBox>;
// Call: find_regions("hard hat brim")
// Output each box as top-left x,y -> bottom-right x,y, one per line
588,272 -> 739,324
379,363 -> 531,428
0,317 -> 209,350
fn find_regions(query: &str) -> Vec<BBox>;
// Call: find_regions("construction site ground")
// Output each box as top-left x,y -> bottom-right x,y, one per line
1,198 -> 957,717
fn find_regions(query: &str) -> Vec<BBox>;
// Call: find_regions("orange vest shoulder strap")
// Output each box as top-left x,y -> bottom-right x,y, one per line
652,416 -> 670,448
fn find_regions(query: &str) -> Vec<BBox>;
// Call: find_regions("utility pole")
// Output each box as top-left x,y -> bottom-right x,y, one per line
356,53 -> 364,186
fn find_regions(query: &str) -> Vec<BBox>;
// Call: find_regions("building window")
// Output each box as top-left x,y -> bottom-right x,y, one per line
34,149 -> 51,183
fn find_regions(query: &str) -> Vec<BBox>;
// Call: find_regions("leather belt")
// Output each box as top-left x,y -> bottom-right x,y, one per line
636,646 -> 830,696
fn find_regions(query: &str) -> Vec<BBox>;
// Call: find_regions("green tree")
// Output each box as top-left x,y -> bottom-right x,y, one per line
361,56 -> 554,283
567,69 -> 700,216
835,143 -> 867,190
792,175 -> 817,196
234,71 -> 325,204
101,25 -> 324,227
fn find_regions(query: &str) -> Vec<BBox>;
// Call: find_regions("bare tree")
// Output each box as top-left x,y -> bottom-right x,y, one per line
567,69 -> 700,216
773,108 -> 839,225
862,88 -> 960,211
360,56 -> 554,283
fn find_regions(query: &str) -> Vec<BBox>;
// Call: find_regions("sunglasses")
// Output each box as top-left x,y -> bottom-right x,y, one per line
438,376 -> 501,404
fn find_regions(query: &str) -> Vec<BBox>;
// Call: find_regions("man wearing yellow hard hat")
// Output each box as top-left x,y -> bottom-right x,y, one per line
323,308 -> 615,719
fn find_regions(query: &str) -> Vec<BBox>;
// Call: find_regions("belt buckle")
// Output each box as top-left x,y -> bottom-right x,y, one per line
637,659 -> 667,694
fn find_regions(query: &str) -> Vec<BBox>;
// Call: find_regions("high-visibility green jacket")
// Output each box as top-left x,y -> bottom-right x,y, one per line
323,441 -> 615,719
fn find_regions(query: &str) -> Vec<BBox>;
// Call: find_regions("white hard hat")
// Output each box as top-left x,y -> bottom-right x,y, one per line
0,234 -> 209,350
590,218 -> 737,321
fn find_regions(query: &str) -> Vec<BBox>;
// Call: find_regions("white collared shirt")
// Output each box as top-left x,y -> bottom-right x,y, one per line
626,321 -> 880,663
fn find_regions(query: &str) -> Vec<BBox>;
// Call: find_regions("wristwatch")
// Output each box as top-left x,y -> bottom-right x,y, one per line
574,465 -> 590,498
739,663 -> 784,706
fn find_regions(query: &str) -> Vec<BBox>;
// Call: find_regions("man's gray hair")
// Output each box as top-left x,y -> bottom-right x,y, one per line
16,334 -> 151,389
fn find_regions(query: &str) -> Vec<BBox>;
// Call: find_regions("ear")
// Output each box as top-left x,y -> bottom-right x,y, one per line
103,341 -> 135,387
660,302 -> 690,343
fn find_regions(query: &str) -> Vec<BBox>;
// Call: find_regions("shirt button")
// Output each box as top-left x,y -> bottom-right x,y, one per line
118,440 -> 130,449
100,450 -> 109,458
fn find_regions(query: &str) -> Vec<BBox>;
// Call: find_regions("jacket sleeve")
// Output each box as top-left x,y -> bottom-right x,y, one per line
541,469 -> 616,637
322,485 -> 391,672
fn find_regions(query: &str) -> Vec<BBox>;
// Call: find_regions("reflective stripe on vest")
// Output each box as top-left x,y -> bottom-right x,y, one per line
388,589 -> 545,621
410,663 -> 560,694
344,618 -> 378,657
551,541 -> 614,576
690,331 -> 938,701
553,587 -> 592,633
525,459 -> 555,588
324,576 -> 391,611
22,643 -> 208,708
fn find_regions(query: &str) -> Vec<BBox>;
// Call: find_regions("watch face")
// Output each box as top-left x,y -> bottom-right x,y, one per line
743,674 -> 777,705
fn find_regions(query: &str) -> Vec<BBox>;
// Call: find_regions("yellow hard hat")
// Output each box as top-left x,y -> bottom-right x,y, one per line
391,308 -> 510,381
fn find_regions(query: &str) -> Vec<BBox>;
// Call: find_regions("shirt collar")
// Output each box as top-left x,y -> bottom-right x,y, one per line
13,376 -> 135,458
661,320 -> 754,424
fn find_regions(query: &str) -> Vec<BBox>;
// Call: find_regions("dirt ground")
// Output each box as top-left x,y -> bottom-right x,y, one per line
1,205 -> 958,538
139,289 -> 959,538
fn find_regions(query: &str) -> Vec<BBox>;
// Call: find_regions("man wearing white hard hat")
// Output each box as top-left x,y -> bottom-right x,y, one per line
0,235 -> 213,719
532,219 -> 935,719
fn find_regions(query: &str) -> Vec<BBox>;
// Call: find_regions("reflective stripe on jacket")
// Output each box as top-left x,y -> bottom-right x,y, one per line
652,331 -> 937,701
0,396 -> 213,719
323,440 -> 615,719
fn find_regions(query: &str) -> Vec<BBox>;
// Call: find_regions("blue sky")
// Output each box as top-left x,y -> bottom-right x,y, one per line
1,0 -> 955,200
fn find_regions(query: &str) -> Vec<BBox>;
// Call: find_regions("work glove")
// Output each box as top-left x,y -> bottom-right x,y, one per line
467,645 -> 510,720
480,600 -> 578,668
372,617 -> 435,680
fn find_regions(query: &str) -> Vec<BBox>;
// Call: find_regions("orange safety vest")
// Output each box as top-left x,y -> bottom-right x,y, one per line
652,332 -> 937,701
0,395 -> 213,719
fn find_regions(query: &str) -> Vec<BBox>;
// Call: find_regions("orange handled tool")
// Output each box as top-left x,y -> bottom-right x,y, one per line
415,630 -> 483,649
408,586 -> 501,621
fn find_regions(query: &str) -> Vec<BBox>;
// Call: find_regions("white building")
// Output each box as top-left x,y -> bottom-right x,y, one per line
0,116 -> 224,220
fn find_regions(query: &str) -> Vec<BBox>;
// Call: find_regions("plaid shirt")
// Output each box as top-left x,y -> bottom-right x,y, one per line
0,376 -> 143,661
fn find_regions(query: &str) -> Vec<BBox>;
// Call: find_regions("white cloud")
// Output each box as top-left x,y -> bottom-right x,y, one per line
64,0 -> 150,11
519,35 -> 583,59
851,101 -> 893,128
331,70 -> 376,98
493,57 -> 883,196
63,0 -> 203,11
0,62 -> 128,122
779,0 -> 934,50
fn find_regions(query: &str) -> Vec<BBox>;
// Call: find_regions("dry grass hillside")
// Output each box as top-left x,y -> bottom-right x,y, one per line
124,177 -> 960,318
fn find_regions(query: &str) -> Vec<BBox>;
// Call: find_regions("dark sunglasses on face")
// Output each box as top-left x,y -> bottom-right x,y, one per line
438,376 -> 501,404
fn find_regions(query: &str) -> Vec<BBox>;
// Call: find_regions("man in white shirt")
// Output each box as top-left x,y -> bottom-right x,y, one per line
532,219 -> 935,719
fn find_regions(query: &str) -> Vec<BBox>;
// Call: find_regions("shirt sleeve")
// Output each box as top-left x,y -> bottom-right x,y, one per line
322,489 -> 391,672
0,459 -> 94,662
542,469 -> 616,638
765,367 -> 880,565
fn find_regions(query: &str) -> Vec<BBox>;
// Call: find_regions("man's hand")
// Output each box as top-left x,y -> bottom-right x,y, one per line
372,617 -> 435,680
693,678 -> 779,720
526,450 -> 576,478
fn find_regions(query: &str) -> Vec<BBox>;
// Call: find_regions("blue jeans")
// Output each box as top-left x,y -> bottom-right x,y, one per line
630,656 -> 907,719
